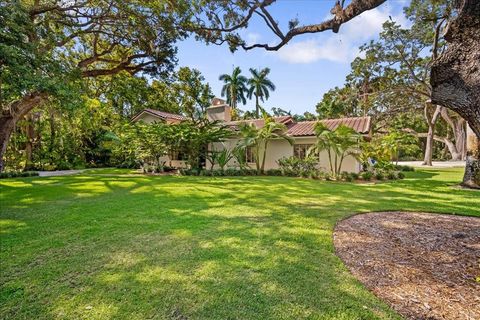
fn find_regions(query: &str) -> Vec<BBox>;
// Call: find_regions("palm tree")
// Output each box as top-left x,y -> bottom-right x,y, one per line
313,123 -> 360,178
219,67 -> 247,109
239,112 -> 293,174
247,68 -> 276,118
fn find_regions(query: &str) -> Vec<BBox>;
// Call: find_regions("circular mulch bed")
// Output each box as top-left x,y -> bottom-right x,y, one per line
334,212 -> 480,320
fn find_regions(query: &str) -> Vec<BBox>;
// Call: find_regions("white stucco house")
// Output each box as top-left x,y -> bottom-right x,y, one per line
132,98 -> 372,173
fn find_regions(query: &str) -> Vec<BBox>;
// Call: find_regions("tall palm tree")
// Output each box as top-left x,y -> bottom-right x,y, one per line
247,68 -> 276,118
219,67 -> 247,109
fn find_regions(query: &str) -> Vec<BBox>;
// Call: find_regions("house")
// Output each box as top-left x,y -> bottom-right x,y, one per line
133,98 -> 372,173
131,109 -> 187,124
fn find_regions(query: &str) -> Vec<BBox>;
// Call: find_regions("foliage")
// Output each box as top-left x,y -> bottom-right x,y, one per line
277,156 -> 317,177
219,66 -> 248,109
0,171 -> 38,179
238,112 -> 293,174
361,171 -> 373,181
316,86 -> 362,119
247,68 -> 276,117
231,145 -> 247,170
380,131 -> 420,164
216,148 -> 233,171
313,123 -> 361,177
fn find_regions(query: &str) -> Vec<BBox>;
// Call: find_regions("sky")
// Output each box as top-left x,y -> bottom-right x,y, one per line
176,0 -> 410,115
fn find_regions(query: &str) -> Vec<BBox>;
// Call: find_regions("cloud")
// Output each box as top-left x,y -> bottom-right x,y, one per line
246,32 -> 262,45
274,6 -> 408,64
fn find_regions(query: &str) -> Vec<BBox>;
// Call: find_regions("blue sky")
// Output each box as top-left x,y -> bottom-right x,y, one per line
176,0 -> 409,115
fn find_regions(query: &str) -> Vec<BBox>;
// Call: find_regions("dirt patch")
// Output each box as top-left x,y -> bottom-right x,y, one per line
334,212 -> 480,320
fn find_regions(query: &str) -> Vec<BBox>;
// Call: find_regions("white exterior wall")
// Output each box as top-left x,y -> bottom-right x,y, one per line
208,136 -> 362,173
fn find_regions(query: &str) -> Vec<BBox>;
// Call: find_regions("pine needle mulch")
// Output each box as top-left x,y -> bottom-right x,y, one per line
334,211 -> 480,320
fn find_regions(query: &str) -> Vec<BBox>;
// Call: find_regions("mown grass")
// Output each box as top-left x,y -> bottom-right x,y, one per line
0,168 -> 479,320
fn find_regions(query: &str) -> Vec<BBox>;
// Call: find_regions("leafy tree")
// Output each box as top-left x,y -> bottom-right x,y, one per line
168,120 -> 232,170
238,112 -> 293,174
0,0 -> 183,171
247,68 -> 276,118
171,67 -> 213,119
219,67 -> 248,109
313,123 -> 361,177
316,86 -> 362,119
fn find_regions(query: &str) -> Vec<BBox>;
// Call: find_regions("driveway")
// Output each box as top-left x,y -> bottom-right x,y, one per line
397,161 -> 465,168
38,170 -> 84,177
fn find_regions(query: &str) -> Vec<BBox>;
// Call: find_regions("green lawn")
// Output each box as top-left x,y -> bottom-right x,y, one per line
1,168 -> 479,320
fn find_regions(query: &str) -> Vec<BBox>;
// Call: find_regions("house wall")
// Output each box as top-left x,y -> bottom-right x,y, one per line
209,136 -> 362,173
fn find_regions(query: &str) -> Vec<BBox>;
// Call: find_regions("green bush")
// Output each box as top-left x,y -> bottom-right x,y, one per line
375,171 -> 385,180
0,171 -> 39,179
350,172 -> 359,180
397,171 -> 405,179
387,171 -> 397,180
361,171 -> 373,181
394,165 -> 415,172
277,156 -> 317,177
265,169 -> 283,176
224,168 -> 239,176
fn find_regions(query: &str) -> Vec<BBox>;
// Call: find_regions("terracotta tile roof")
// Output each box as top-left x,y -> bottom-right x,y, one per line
287,116 -> 371,136
226,116 -> 294,129
132,109 -> 187,122
227,116 -> 371,136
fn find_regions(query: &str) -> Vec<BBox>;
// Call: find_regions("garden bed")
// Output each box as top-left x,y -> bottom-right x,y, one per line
334,211 -> 480,320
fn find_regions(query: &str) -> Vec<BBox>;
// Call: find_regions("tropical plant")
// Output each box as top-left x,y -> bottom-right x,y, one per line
239,112 -> 293,174
247,68 -> 276,118
167,120 -> 232,170
231,145 -> 248,170
219,67 -> 248,109
205,149 -> 220,171
380,131 -> 420,165
277,155 -> 317,177
216,148 -> 233,171
313,123 -> 361,178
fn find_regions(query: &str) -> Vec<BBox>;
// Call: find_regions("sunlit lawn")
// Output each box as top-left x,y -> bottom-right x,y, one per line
1,168 -> 479,319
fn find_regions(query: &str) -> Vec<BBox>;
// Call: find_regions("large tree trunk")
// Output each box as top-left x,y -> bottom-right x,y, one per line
0,92 -> 48,172
423,104 -> 442,166
430,0 -> 480,187
462,124 -> 480,188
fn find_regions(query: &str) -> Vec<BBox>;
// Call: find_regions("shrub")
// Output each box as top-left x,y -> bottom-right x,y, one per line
340,171 -> 350,181
265,169 -> 283,176
394,165 -> 415,172
211,169 -> 224,176
375,171 -> 385,181
277,156 -> 317,177
224,168 -> 238,176
350,172 -> 359,180
361,171 -> 373,181
397,171 -> 405,179
0,171 -> 39,179
387,171 -> 397,180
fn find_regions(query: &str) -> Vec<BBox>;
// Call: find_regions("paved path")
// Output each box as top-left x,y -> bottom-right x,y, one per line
397,161 -> 465,168
38,170 -> 84,177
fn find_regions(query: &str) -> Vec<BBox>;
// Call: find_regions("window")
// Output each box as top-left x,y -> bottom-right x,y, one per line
246,146 -> 255,163
293,144 -> 315,160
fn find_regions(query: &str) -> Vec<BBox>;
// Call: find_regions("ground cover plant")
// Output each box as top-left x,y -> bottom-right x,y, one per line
1,167 -> 479,319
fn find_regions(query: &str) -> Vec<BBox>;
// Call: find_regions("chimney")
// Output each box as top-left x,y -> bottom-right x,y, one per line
206,98 -> 232,122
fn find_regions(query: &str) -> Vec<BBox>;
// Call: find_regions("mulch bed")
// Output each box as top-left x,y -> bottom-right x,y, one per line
333,211 -> 480,320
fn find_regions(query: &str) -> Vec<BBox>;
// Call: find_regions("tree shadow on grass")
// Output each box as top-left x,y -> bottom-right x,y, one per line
1,169 -> 478,319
